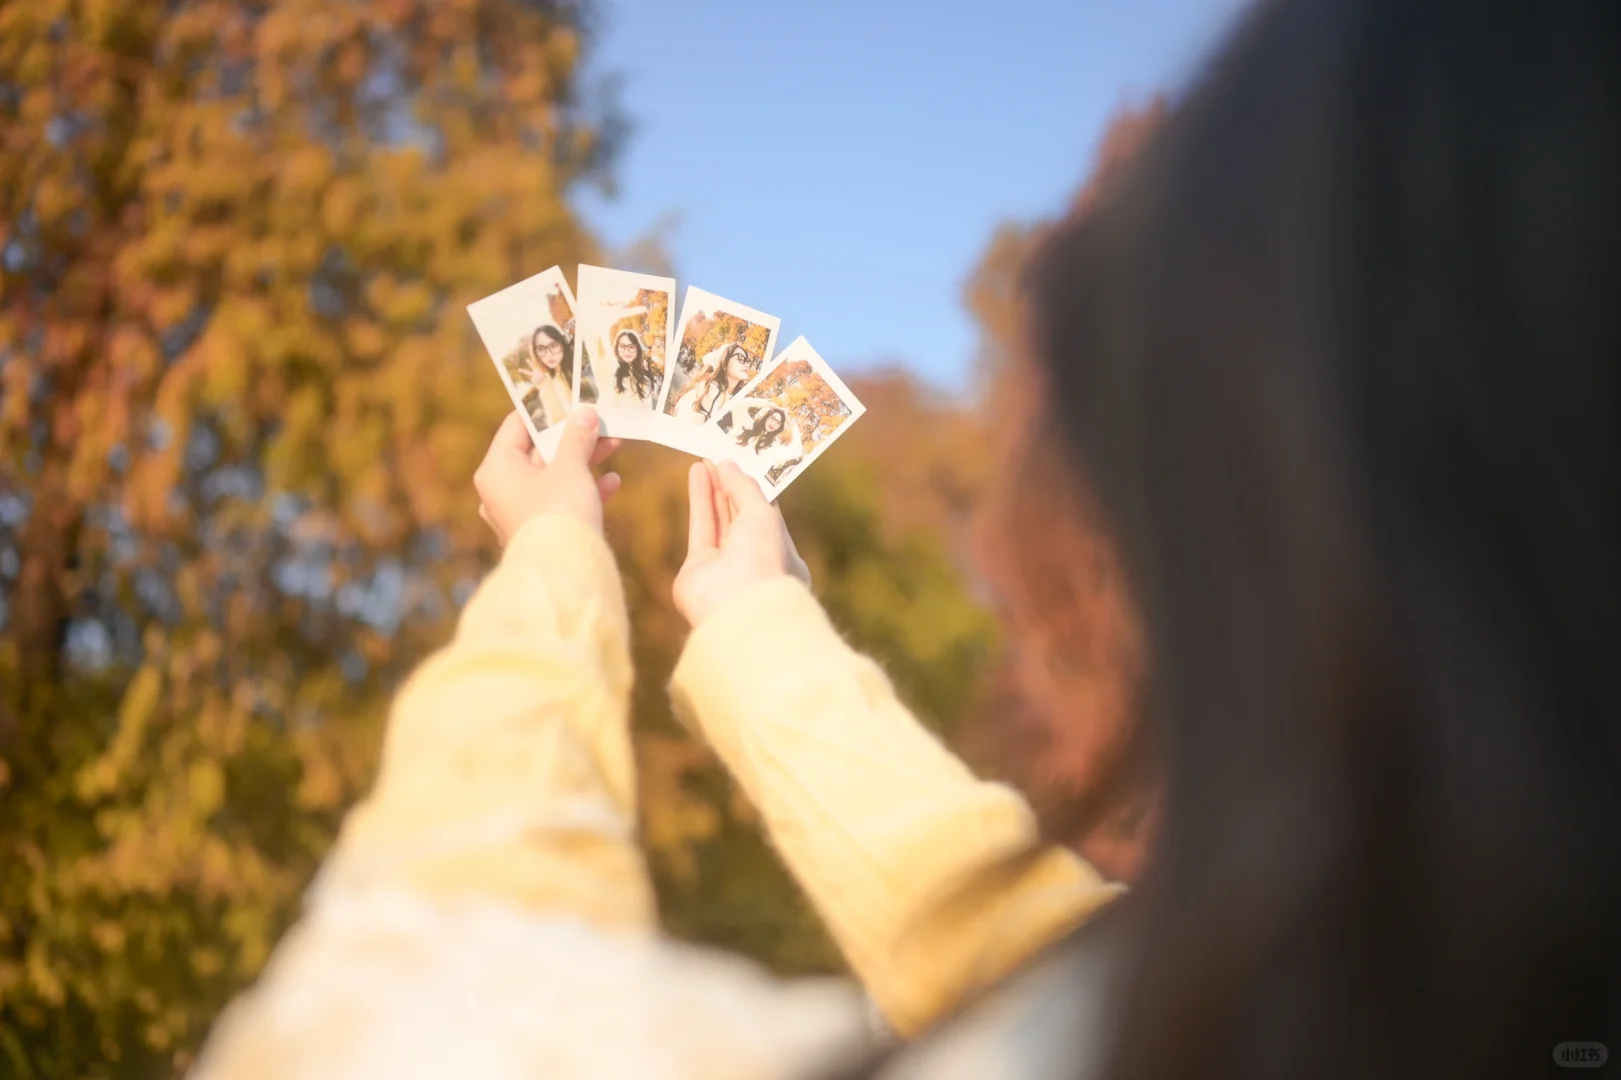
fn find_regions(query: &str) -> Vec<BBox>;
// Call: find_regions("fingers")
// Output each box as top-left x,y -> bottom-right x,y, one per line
784,526 -> 811,585
492,409 -> 534,459
478,503 -> 502,545
597,471 -> 622,500
715,459 -> 767,509
705,460 -> 734,537
687,463 -> 719,553
590,436 -> 624,468
552,405 -> 601,468
779,508 -> 803,554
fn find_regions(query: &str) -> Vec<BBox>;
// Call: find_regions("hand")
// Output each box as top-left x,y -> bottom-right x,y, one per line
474,406 -> 623,542
674,460 -> 810,629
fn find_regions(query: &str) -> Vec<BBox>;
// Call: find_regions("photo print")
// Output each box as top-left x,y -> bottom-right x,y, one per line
660,287 -> 781,426
574,264 -> 675,440
712,336 -> 866,499
465,265 -> 579,461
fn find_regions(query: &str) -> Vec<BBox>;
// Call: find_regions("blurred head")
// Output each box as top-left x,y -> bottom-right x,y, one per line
1015,1 -> 1621,1077
971,103 -> 1168,886
972,349 -> 1156,884
763,409 -> 784,433
531,324 -> 568,376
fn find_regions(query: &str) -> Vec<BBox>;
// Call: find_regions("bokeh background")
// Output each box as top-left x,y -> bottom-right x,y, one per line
0,0 -> 1230,1074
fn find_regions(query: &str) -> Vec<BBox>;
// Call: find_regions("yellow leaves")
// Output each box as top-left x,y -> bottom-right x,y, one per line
320,176 -> 364,237
149,285 -> 197,332
292,730 -> 346,811
182,223 -> 237,267
32,174 -> 80,227
262,384 -> 327,491
110,324 -> 161,384
75,665 -> 163,803
637,735 -> 720,887
276,144 -> 334,197
14,56 -> 57,99
0,355 -> 28,431
366,275 -> 434,328
1,0 -> 685,1069
66,391 -> 114,503
333,40 -> 368,86
26,948 -> 65,1007
343,316 -> 388,362
81,0 -> 152,48
221,901 -> 273,974
326,405 -> 387,492
91,920 -> 127,954
319,176 -> 364,238
187,759 -> 225,818
546,24 -> 581,71
198,337 -> 249,406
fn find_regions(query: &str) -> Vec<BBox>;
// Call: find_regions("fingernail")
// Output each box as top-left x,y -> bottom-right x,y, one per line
575,405 -> 598,427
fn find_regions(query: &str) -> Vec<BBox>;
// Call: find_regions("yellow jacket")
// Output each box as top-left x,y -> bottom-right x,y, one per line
191,515 -> 1120,1079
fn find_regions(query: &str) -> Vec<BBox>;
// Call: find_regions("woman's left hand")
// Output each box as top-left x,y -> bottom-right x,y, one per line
474,406 -> 623,542
673,460 -> 810,629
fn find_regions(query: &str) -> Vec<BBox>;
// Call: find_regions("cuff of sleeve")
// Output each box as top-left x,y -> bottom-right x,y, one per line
453,514 -> 625,642
504,513 -> 619,596
669,576 -> 842,765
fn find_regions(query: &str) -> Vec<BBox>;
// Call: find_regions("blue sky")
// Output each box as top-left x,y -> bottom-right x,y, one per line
576,0 -> 1246,396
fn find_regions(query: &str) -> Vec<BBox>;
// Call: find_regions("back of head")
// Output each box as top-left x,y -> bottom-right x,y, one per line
1024,0 -> 1621,1077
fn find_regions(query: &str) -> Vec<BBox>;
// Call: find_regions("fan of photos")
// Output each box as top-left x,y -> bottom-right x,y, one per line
467,265 -> 866,500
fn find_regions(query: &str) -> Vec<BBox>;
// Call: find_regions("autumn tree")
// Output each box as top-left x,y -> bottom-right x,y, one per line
680,311 -> 772,369
0,4 -> 1004,1076
0,1 -> 617,1073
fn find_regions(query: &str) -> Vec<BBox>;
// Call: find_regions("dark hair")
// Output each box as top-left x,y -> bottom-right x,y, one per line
1020,2 -> 1621,1079
612,330 -> 653,399
530,323 -> 572,389
736,406 -> 788,453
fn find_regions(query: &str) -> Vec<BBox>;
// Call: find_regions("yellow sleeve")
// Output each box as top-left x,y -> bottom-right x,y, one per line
321,513 -> 656,931
669,577 -> 1123,1037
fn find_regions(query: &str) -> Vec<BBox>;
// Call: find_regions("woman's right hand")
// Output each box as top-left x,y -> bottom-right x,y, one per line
673,460 -> 810,629
474,406 -> 622,543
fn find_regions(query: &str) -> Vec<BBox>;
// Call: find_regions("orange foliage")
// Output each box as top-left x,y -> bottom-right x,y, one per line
547,284 -> 575,333
748,360 -> 851,446
682,311 -> 772,367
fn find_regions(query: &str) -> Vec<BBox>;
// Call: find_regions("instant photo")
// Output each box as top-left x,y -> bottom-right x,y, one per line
658,286 -> 781,429
711,336 -> 866,499
574,264 -> 676,441
466,265 -> 579,462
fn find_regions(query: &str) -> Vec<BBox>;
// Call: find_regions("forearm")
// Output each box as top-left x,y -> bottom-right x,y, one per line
670,578 -> 1122,1035
323,513 -> 654,928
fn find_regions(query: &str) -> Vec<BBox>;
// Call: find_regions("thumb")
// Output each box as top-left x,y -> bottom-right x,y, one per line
554,405 -> 601,468
714,459 -> 768,509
